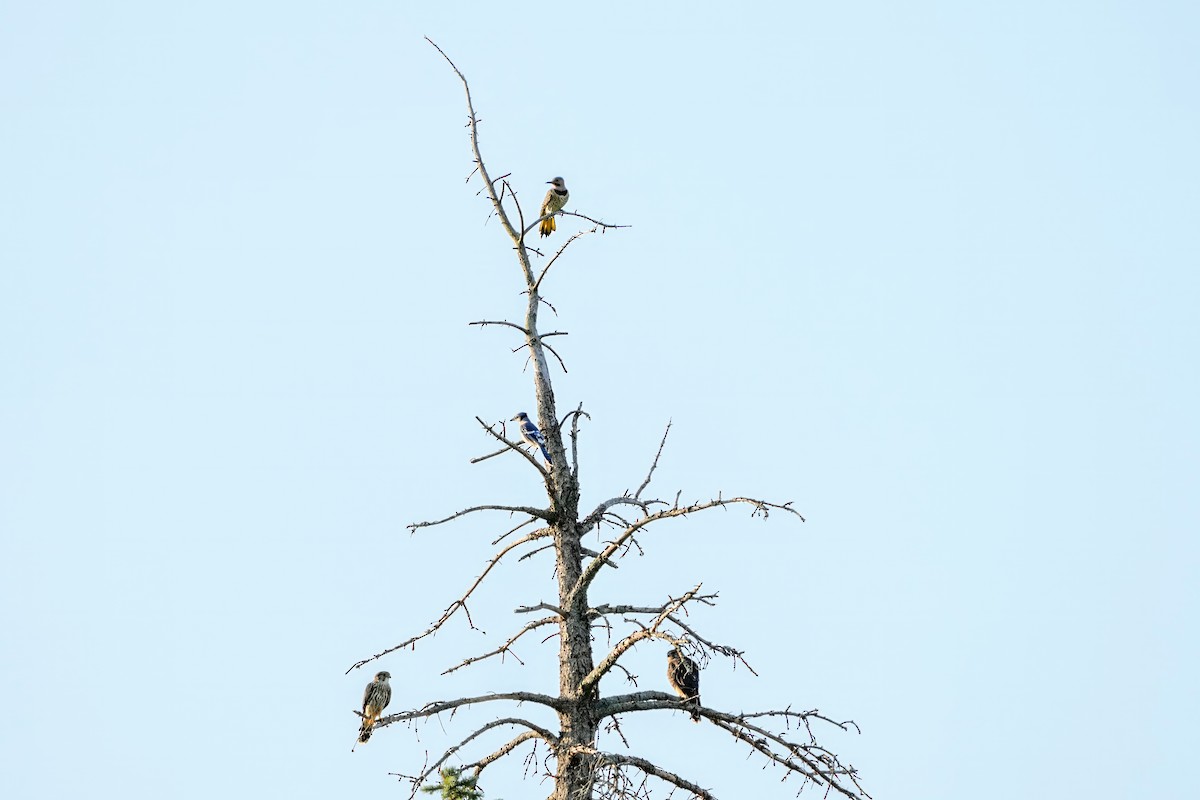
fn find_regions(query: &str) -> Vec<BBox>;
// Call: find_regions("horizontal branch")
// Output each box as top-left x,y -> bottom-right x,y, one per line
559,210 -> 631,231
469,319 -> 529,336
469,319 -> 569,343
587,596 -> 718,618
379,691 -> 564,730
408,504 -> 551,531
514,601 -> 564,616
595,689 -> 706,719
520,210 -> 629,243
582,496 -> 663,528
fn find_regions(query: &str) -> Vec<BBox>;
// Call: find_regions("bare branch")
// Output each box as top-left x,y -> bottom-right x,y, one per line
534,337 -> 569,373
635,421 -> 671,500
521,210 -> 628,244
409,504 -> 550,531
558,210 -> 632,232
395,718 -> 556,800
587,596 -> 719,617
469,319 -> 530,336
595,688 -> 705,718
469,446 -> 511,464
593,751 -> 716,800
491,516 -> 543,546
517,541 -> 555,562
580,546 -> 620,569
579,586 -> 700,694
739,708 -> 862,737
469,319 -> 572,366
582,496 -> 662,528
345,529 -> 550,674
572,495 -> 805,606
592,693 -> 867,799
706,715 -> 866,799
563,404 -> 590,478
442,614 -> 560,674
471,415 -> 551,478
664,617 -> 759,677
379,692 -> 564,729
425,38 -> 521,243
534,226 -> 600,293
502,178 -> 526,236
515,601 -> 565,616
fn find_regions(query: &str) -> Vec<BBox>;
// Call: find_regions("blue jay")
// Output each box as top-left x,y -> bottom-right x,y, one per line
511,412 -> 551,464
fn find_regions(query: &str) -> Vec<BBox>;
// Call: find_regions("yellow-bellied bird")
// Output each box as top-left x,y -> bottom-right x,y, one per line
357,671 -> 392,744
539,177 -> 569,237
666,648 -> 701,723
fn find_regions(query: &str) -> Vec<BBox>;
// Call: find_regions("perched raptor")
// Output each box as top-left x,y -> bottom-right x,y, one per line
666,647 -> 701,723
357,671 -> 392,745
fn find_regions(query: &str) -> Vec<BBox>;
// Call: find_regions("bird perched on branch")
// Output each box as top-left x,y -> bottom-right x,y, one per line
512,412 -> 551,465
667,647 -> 701,723
539,177 -> 569,237
355,671 -> 392,747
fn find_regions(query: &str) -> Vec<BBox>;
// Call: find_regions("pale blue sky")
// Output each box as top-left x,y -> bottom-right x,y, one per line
2,3 -> 1198,799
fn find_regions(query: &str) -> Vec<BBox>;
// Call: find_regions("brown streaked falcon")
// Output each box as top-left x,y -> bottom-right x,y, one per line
666,647 -> 701,723
357,671 -> 392,744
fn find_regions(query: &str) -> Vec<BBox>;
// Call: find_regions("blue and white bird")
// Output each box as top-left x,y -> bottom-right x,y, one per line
511,412 -> 551,465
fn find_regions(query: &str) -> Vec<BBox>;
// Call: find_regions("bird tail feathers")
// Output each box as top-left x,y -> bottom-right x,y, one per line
539,215 -> 556,237
357,713 -> 376,744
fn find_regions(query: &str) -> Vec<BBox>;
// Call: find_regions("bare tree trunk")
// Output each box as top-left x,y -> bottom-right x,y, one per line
344,40 -> 869,800
551,517 -> 596,800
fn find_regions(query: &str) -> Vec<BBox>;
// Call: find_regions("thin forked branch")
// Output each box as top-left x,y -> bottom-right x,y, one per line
592,693 -> 866,799
425,38 -> 520,245
579,586 -> 701,694
397,718 -> 556,800
592,750 -> 716,800
572,495 -> 805,605
409,504 -> 550,531
442,614 -> 560,675
345,528 -> 550,674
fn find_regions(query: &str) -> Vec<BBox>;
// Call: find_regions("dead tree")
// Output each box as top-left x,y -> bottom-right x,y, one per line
345,40 -> 869,800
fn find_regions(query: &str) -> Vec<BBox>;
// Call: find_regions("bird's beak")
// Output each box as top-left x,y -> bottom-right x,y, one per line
510,415 -> 520,421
